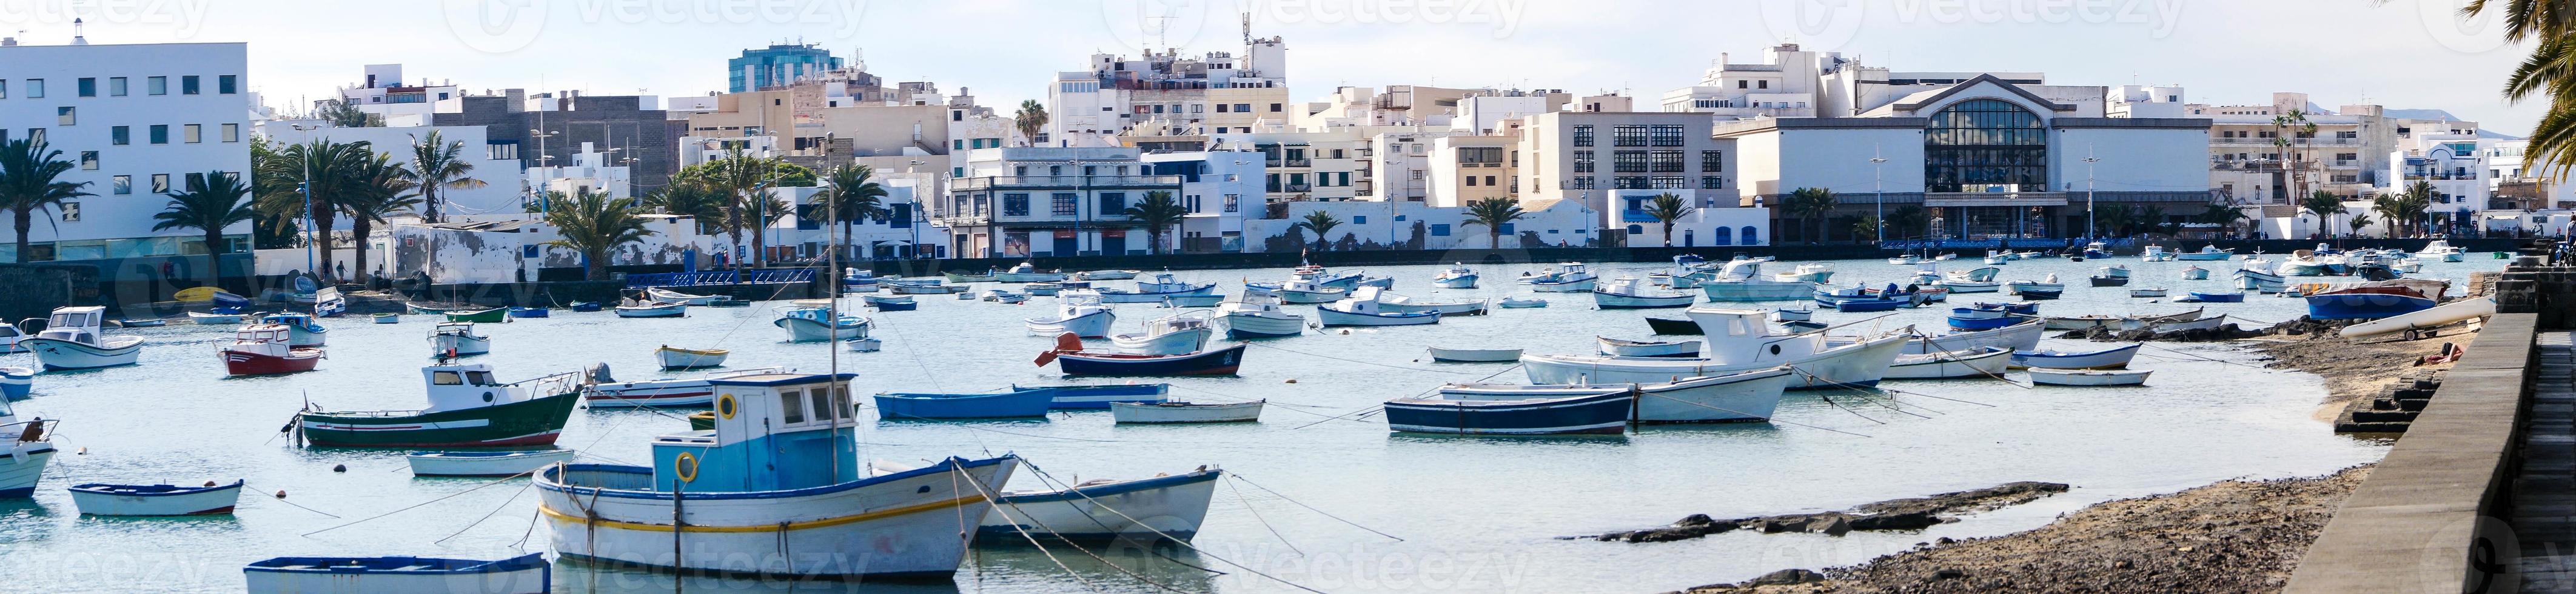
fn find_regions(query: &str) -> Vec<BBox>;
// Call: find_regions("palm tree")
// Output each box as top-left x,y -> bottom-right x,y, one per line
1645,192 -> 1694,247
1463,196 -> 1528,249
254,139 -> 371,277
403,130 -> 486,224
544,190 -> 656,281
1297,211 -> 1343,252
342,152 -> 421,279
696,150 -> 790,266
1123,190 -> 1190,255
1887,205 -> 1930,239
2094,205 -> 2140,238
2469,0 -> 2576,176
2347,212 -> 2376,236
150,170 -> 257,284
2195,204 -> 2251,237
820,164 -> 888,259
0,139 -> 92,262
1850,215 -> 1882,242
643,179 -> 728,236
2299,190 -> 2349,238
1782,187 -> 1837,244
1015,100 -> 1050,146
2373,181 -> 2436,238
2272,110 -> 2318,202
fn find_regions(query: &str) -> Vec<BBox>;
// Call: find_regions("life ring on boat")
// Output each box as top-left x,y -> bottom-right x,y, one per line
674,452 -> 699,482
716,394 -> 737,419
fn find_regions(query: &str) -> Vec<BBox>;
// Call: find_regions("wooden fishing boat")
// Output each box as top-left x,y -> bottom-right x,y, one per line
188,311 -> 246,325
874,389 -> 1055,419
891,282 -> 973,295
654,345 -> 730,369
2088,275 -> 2130,287
1018,384 -> 1171,409
1596,336 -> 1702,358
295,365 -> 585,447
429,322 -> 491,357
506,307 -> 551,319
1427,347 -> 1523,362
1524,263 -> 1600,293
1110,312 -> 1214,356
444,307 -> 509,323
22,307 -> 144,370
1370,290 -> 1490,316
1110,400 -> 1264,424
1158,295 -> 1223,308
406,449 -> 579,478
1383,390 -> 1633,435
981,466 -> 1221,544
222,324 -> 324,376
2028,367 -> 2153,386
2017,289 -> 2062,300
845,338 -> 882,352
613,301 -> 687,318
1038,334 -> 1246,376
2009,344 -> 2141,370
863,295 -> 918,311
68,480 -> 245,516
243,553 -> 551,594
371,313 -> 401,324
582,367 -> 792,409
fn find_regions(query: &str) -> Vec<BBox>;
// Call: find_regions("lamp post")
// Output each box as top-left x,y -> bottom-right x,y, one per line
529,128 -> 560,213
1870,147 -> 1888,245
2083,150 -> 2101,241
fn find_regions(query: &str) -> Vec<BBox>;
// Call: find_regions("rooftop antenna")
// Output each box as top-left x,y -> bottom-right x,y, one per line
70,18 -> 86,45
1242,12 -> 1252,46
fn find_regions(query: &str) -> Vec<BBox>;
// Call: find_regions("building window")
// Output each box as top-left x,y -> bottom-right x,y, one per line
1430,224 -> 1451,236
1702,150 -> 1723,172
1651,150 -> 1685,173
77,78 -> 95,97
1465,176 -> 1478,187
1613,150 -> 1648,173
186,172 -> 207,192
1002,193 -> 1030,216
218,75 -> 238,95
151,174 -> 170,193
1051,193 -> 1078,216
79,151 -> 97,170
111,175 -> 131,195
1234,103 -> 1251,112
56,107 -> 73,125
25,128 -> 42,144
150,125 -> 169,144
1099,192 -> 1125,214
1353,215 -> 1367,225
1612,125 -> 1648,147
1458,147 -> 1503,166
181,76 -> 200,95
1223,193 -> 1239,213
0,80 -> 7,99
1652,176 -> 1687,189
1572,125 -> 1594,147
1649,125 -> 1686,147
184,124 -> 202,144
221,123 -> 240,142
1574,150 -> 1595,173
1216,104 -> 1229,112
147,76 -> 167,96
1702,176 -> 1725,190
59,202 -> 77,222
1614,176 -> 1649,190
108,77 -> 126,96
25,79 -> 42,98
1924,98 -> 2048,193
1571,176 -> 1595,190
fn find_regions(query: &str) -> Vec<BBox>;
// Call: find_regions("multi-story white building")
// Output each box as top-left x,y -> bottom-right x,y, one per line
2186,93 -> 2398,207
1045,35 -> 1291,144
1210,130 -> 1370,202
528,142 -> 633,202
0,38 -> 255,264
1142,149 -> 1264,253
333,64 -> 462,126
939,147 -> 1184,257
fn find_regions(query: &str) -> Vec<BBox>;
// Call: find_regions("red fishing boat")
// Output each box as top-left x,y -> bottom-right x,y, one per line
222,324 -> 323,376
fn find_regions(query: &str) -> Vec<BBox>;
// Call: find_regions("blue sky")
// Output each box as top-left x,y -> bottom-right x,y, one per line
4,0 -> 2540,133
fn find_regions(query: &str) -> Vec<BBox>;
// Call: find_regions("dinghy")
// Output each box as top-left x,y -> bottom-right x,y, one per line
223,324 -> 324,376
244,553 -> 551,593
2126,313 -> 2229,333
2342,296 -> 2497,339
1428,347 -> 1523,362
1038,334 -> 1247,377
0,319 -> 27,354
2089,275 -> 2130,287
22,307 -> 144,370
2179,291 -> 2246,303
844,336 -> 884,352
442,307 -> 508,323
2028,367 -> 2153,386
1112,400 -> 1264,424
1431,264 -> 1480,289
406,449 -> 577,477
993,262 -> 1069,283
1884,347 -> 2014,380
568,301 -> 604,312
506,307 -> 551,319
2181,265 -> 2210,280
1015,384 -> 1170,409
2301,279 -> 2449,320
68,480 -> 244,515
1773,309 -> 1813,322
428,322 -> 491,357
2176,245 -> 2233,261
981,466 -> 1223,544
1025,294 -> 1117,338
2005,275 -> 2064,295
1075,270 -> 1141,281
1497,296 -> 1549,309
1090,273 -> 1219,303
1215,294 -> 1306,339
874,389 -> 1056,419
1110,312 -> 1215,356
582,366 -> 792,409
1903,320 -> 2047,355
2009,344 -> 2141,370
890,282 -> 973,295
1317,291 -> 1443,327
1597,337 -> 1702,358
297,364 -> 585,447
614,301 -> 687,318
1592,276 -> 1696,309
0,367 -> 28,401
1370,289 -> 1490,316
654,345 -> 730,369
189,311 -> 245,325
1384,390 -> 1633,435
371,313 -> 401,324
775,306 -> 870,342
863,295 -> 917,311
1702,275 -> 1819,301
1446,365 -> 1797,424
2130,288 -> 2170,298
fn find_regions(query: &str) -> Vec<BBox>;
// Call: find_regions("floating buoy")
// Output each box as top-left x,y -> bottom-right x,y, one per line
1284,379 -> 1298,384
274,490 -> 288,499
1339,329 -> 1351,335
331,464 -> 347,473
76,447 -> 86,455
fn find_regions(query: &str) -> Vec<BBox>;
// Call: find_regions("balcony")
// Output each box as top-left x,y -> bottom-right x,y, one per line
1284,158 -> 1312,168
953,175 -> 1184,191
1267,183 -> 1312,193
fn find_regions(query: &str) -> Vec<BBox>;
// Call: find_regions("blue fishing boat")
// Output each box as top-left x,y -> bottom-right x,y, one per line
507,307 -> 551,319
568,301 -> 603,312
1018,384 -> 1172,409
2010,344 -> 2141,370
1969,302 -> 2039,316
1,367 -> 29,401
257,312 -> 327,347
1383,390 -> 1634,435
1828,298 -> 1908,312
244,553 -> 551,593
2016,289 -> 2062,301
1947,308 -> 2030,331
864,295 -> 917,312
2305,287 -> 2440,320
2181,291 -> 2246,303
874,389 -> 1055,419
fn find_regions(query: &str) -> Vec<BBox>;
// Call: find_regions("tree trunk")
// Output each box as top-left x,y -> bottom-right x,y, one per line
1662,221 -> 1675,247
12,209 -> 30,262
586,249 -> 607,281
350,219 -> 372,284
422,187 -> 439,224
205,229 -> 224,287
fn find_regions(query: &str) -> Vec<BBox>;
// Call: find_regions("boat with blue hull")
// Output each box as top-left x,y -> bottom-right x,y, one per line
244,553 -> 552,593
864,295 -> 917,311
1384,390 -> 1634,435
536,372 -> 1021,579
0,367 -> 28,401
980,466 -> 1222,544
1019,384 -> 1172,409
875,389 -> 1056,419
2300,279 -> 2449,320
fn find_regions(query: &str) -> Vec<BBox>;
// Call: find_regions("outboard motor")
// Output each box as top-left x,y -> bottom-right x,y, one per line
586,362 -> 614,384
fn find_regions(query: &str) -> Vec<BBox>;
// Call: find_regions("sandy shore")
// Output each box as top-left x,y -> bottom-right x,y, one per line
2245,328 -> 2471,422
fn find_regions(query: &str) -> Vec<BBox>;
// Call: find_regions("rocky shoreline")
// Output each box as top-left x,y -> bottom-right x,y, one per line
1581,482 -> 2070,543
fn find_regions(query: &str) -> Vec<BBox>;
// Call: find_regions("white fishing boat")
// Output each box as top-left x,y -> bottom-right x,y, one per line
2004,275 -> 2064,295
890,282 -> 973,295
1524,309 -> 1909,389
582,366 -> 794,409
187,311 -> 246,325
1597,337 -> 1702,358
1497,296 -> 1549,309
1933,278 -> 2002,293
1772,308 -> 1813,322
2279,250 -> 2333,276
2140,245 -> 2176,262
1316,292 -> 1443,327
1263,276 -> 1349,304
2181,265 -> 2210,280
2010,344 -> 2141,370
2342,296 -> 2497,339
0,319 -> 27,354
2176,245 -> 2234,261
1949,267 -> 2002,283
1111,400 -> 1264,424
2417,240 -> 2466,262
0,396 -> 55,499
1155,295 -> 1220,308
1427,347 -> 1523,362
993,262 -> 1070,283
655,345 -> 730,369
1447,365 -> 1799,424
643,288 -> 725,305
21,307 -> 144,370
1075,270 -> 1141,281
1093,273 -> 1220,303
537,373 -> 1019,579
1770,263 -> 1835,284
845,338 -> 883,352
1592,276 -> 1697,309
2097,265 -> 2132,278
2028,367 -> 2152,386
981,466 -> 1222,544
429,322 -> 491,357
1524,263 -> 1600,292
614,301 -> 688,318
1025,294 -> 1117,338
407,449 -> 580,477
68,479 -> 244,516
1214,293 -> 1306,339
774,306 -> 870,342
1110,312 -> 1216,356
2130,288 -> 2170,298
244,553 -> 552,594
1431,264 -> 1480,289
1896,319 -> 2047,355
1984,253 -> 2010,265
1887,254 -> 1927,265
1370,289 -> 1489,316
1884,347 -> 2014,380
1702,275 -> 1819,302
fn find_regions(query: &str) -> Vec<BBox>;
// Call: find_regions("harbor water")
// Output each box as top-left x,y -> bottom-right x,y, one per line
0,255 -> 2502,592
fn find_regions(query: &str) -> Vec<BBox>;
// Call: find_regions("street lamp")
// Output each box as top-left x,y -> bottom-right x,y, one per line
2082,151 -> 2101,241
1870,147 -> 1888,245
529,128 -> 560,213
289,124 -> 321,279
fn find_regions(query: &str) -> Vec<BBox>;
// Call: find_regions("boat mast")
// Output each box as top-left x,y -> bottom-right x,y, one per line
827,176 -> 842,485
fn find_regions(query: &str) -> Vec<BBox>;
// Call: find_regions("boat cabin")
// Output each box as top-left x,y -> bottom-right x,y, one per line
34,306 -> 107,344
432,322 -> 480,338
260,313 -> 321,332
652,373 -> 859,493
419,363 -> 531,413
1682,307 -> 1824,364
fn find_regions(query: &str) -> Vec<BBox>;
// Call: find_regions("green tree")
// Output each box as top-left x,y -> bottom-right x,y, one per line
820,164 -> 888,259
343,152 -> 422,278
2300,190 -> 2349,237
544,190 -> 656,281
2272,110 -> 2318,201
643,179 -> 728,236
254,139 -> 373,277
314,99 -> 380,128
1645,192 -> 1694,247
1015,100 -> 1050,146
674,151 -> 810,266
2470,0 -> 2576,176
151,170 -> 257,284
0,139 -> 93,262
2373,181 -> 2435,238
403,130 -> 486,224
1782,187 -> 1838,244
1123,190 -> 1190,255
1851,215 -> 1881,242
1886,205 -> 1930,239
1463,196 -> 1529,249
1297,211 -> 1343,252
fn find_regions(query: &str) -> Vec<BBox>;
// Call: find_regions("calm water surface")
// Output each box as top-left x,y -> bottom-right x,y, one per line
0,254 -> 2506,593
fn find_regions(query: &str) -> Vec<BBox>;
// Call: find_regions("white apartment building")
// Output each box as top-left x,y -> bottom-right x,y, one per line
1045,36 -> 1291,142
2486,140 -> 2574,212
334,64 -> 463,126
528,142 -> 633,202
1424,135 -> 1519,208
1142,149 -> 1265,252
258,119 -> 524,218
940,147 -> 1184,257
2394,130 -> 2489,234
1210,130 -> 1370,202
0,39 -> 254,264
2186,93 -> 2398,207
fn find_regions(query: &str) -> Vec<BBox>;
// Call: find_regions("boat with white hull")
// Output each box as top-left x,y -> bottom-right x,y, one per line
1592,276 -> 1696,309
1214,294 -> 1306,339
1110,312 -> 1215,356
1449,365 -> 1797,423
1110,400 -> 1264,423
429,322 -> 491,357
1025,295 -> 1116,338
0,397 -> 56,498
1317,293 -> 1442,327
776,306 -> 870,342
1883,347 -> 2013,379
21,307 -> 143,371
1526,310 -> 1908,389
1522,263 -> 1600,292
980,466 -> 1222,544
1701,277 -> 1819,302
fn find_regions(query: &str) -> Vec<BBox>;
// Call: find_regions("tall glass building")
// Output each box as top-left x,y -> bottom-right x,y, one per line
728,44 -> 841,93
